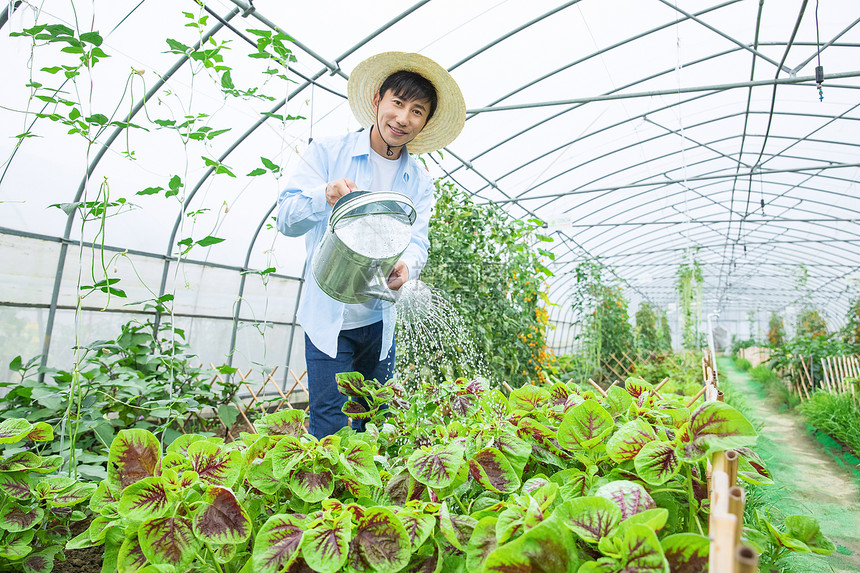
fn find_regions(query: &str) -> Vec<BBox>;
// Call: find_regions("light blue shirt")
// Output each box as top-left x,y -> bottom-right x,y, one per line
276,130 -> 434,359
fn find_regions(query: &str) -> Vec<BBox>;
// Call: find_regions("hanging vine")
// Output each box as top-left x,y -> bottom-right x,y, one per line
675,249 -> 704,350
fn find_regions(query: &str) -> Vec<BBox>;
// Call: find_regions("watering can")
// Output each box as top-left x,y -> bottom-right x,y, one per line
312,190 -> 416,304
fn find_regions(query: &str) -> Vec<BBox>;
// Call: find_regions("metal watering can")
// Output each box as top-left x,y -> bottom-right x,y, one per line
312,191 -> 416,304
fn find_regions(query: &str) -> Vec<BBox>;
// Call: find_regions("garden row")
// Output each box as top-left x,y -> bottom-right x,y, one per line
1,360 -> 835,572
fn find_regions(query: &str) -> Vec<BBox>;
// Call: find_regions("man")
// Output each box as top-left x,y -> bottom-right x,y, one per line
276,52 -> 466,439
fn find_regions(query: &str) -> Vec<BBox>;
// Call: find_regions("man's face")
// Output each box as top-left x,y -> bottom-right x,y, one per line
372,90 -> 431,148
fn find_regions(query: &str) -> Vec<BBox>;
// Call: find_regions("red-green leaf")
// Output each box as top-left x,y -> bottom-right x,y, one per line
468,447 -> 521,494
484,512 -> 580,572
394,509 -> 435,551
0,472 -> 31,499
407,443 -> 465,489
26,422 -> 53,442
661,532 -> 709,572
252,514 -> 305,573
678,401 -> 757,463
0,502 -> 43,532
1,530 -> 34,559
22,548 -> 59,573
247,458 -> 281,494
606,418 -> 657,463
301,513 -> 351,573
634,441 -> 680,485
117,532 -> 148,573
289,467 -> 334,503
557,496 -> 621,543
254,408 -> 307,437
186,441 -> 241,487
339,439 -> 382,488
138,516 -> 201,568
336,371 -> 369,398
466,516 -> 498,571
559,399 -> 614,450
49,481 -> 97,507
594,480 -> 655,520
348,507 -> 411,572
118,477 -> 173,521
268,435 -> 307,478
438,501 -> 476,552
192,486 -> 251,544
0,419 -> 32,443
108,429 -> 161,496
0,451 -> 40,472
625,376 -> 653,399
508,384 -> 550,410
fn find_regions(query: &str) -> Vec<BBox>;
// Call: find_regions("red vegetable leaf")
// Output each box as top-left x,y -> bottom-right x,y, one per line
508,384 -> 550,411
0,419 -> 32,444
0,472 -> 31,499
661,532 -> 709,573
254,408 -> 307,437
252,513 -> 305,573
49,482 -> 97,508
187,440 -> 241,487
138,516 -> 201,568
192,486 -> 251,545
558,496 -> 621,543
439,501 -> 477,552
594,480 -> 655,520
407,442 -> 465,489
118,477 -> 173,521
339,440 -> 381,488
625,376 -> 653,399
466,516 -> 498,571
117,533 -> 147,573
469,447 -> 521,494
0,503 -> 43,532
300,512 -> 352,573
289,467 -> 334,503
342,400 -> 374,420
634,441 -> 681,485
107,429 -> 161,495
26,422 -> 53,442
394,509 -> 435,550
336,371 -> 369,398
22,548 -> 59,573
606,419 -> 658,463
349,506 -> 411,572
0,451 -> 40,472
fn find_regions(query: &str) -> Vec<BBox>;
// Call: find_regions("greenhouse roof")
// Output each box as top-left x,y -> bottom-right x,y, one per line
2,0 -> 859,371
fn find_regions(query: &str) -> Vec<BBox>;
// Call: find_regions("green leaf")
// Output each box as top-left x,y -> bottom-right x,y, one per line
217,404 -> 239,428
438,501 -> 476,552
247,168 -> 267,176
394,509 -> 436,552
21,548 -> 60,573
49,481 -> 97,507
0,472 -> 31,499
196,235 -> 225,247
508,384 -> 550,410
466,516 -> 498,571
483,512 -> 580,573
252,514 -> 304,573
79,31 -> 103,45
165,38 -> 191,53
221,69 -> 234,89
0,530 -> 34,560
192,486 -> 251,545
785,515 -> 835,555
339,439 -> 382,488
407,442 -> 465,489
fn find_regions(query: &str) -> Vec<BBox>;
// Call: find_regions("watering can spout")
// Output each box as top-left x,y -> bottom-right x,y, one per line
359,266 -> 398,303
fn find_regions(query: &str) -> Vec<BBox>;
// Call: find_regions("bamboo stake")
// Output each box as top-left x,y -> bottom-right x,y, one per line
709,471 -> 737,573
728,486 -> 745,547
686,385 -> 707,407
839,355 -> 849,394
797,356 -> 812,401
821,357 -> 834,395
826,356 -> 838,394
736,545 -> 759,573
587,378 -> 608,398
654,377 -> 670,393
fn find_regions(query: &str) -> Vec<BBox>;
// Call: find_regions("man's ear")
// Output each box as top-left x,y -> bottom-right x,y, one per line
372,92 -> 380,111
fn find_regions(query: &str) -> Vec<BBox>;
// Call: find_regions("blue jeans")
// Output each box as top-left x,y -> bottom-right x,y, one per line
304,321 -> 394,439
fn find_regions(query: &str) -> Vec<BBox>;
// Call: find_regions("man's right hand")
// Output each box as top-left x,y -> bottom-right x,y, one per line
326,178 -> 357,206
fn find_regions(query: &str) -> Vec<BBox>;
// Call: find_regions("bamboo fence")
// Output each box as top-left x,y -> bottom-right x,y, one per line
783,354 -> 859,402
737,346 -> 771,368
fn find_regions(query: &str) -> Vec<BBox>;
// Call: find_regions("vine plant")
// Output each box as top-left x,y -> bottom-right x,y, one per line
675,250 -> 704,350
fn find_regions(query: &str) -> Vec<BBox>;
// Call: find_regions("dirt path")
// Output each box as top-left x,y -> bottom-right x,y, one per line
718,357 -> 860,573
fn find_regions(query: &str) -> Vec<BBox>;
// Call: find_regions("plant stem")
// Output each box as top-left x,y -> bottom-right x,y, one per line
685,464 -> 697,532
452,493 -> 468,515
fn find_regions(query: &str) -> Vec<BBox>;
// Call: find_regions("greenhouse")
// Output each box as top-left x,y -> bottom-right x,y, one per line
1,0 -> 859,571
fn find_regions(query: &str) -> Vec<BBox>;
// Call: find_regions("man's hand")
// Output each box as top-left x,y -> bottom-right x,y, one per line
387,261 -> 409,291
326,178 -> 357,206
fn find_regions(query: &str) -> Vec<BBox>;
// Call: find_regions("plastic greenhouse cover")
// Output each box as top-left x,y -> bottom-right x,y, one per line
1,0 -> 859,373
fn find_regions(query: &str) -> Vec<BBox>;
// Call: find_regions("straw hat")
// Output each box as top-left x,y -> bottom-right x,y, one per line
348,52 -> 466,154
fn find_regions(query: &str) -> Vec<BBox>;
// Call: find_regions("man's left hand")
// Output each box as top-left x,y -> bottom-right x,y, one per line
387,261 -> 409,291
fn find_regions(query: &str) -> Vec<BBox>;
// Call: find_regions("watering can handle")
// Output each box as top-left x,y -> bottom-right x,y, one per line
329,191 -> 416,230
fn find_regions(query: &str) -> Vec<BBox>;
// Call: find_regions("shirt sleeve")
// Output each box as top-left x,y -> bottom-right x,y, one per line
276,141 -> 330,237
399,176 -> 435,281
